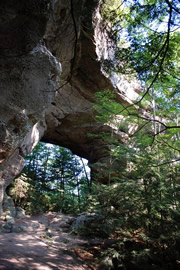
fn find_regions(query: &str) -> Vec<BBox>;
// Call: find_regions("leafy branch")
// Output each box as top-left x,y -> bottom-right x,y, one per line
118,4 -> 173,113
150,158 -> 180,167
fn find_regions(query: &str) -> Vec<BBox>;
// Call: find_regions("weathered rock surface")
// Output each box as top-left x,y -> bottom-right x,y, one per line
2,193 -> 16,218
72,212 -> 108,237
0,0 -> 140,214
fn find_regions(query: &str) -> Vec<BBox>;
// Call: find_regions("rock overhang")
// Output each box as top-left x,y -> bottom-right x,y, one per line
0,0 -> 140,213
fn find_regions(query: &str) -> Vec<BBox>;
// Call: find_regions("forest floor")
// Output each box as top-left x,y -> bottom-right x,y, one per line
0,212 -> 100,270
0,212 -> 179,270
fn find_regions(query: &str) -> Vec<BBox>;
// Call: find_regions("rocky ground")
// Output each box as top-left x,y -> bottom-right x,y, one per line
0,212 -> 99,270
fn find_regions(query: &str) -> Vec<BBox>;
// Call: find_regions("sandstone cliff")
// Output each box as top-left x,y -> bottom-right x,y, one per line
0,0 -> 140,214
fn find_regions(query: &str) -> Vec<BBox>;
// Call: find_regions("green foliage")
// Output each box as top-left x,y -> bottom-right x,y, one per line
89,82 -> 179,268
102,0 -> 127,27
7,174 -> 49,214
8,143 -> 91,215
85,179 -> 180,269
102,0 -> 180,116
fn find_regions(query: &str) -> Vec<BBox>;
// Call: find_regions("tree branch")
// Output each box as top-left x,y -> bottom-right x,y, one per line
150,158 -> 180,167
118,5 -> 173,113
153,125 -> 180,136
156,138 -> 180,152
165,0 -> 180,14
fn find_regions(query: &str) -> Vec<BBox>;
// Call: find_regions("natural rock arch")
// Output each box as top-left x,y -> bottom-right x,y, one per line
0,0 -> 140,214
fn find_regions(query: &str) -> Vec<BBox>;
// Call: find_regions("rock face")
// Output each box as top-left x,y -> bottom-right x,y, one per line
0,0 -> 140,214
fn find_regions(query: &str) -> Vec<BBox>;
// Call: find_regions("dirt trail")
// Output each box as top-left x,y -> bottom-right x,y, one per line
0,212 -> 97,270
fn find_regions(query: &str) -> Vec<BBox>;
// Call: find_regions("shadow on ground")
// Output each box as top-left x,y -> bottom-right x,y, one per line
0,213 -> 93,270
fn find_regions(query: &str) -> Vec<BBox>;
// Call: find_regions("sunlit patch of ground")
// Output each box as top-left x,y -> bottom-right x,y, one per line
0,213 -> 93,270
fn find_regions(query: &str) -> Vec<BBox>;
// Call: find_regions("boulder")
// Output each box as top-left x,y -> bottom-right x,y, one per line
1,216 -> 15,233
72,212 -> 109,237
15,207 -> 26,219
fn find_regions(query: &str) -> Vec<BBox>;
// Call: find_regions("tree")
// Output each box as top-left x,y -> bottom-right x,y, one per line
101,0 -> 180,136
49,145 -> 82,212
89,88 -> 180,268
93,0 -> 180,247
8,143 -> 91,214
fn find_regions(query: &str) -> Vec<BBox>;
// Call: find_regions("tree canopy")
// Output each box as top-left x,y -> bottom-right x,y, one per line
102,0 -> 180,119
